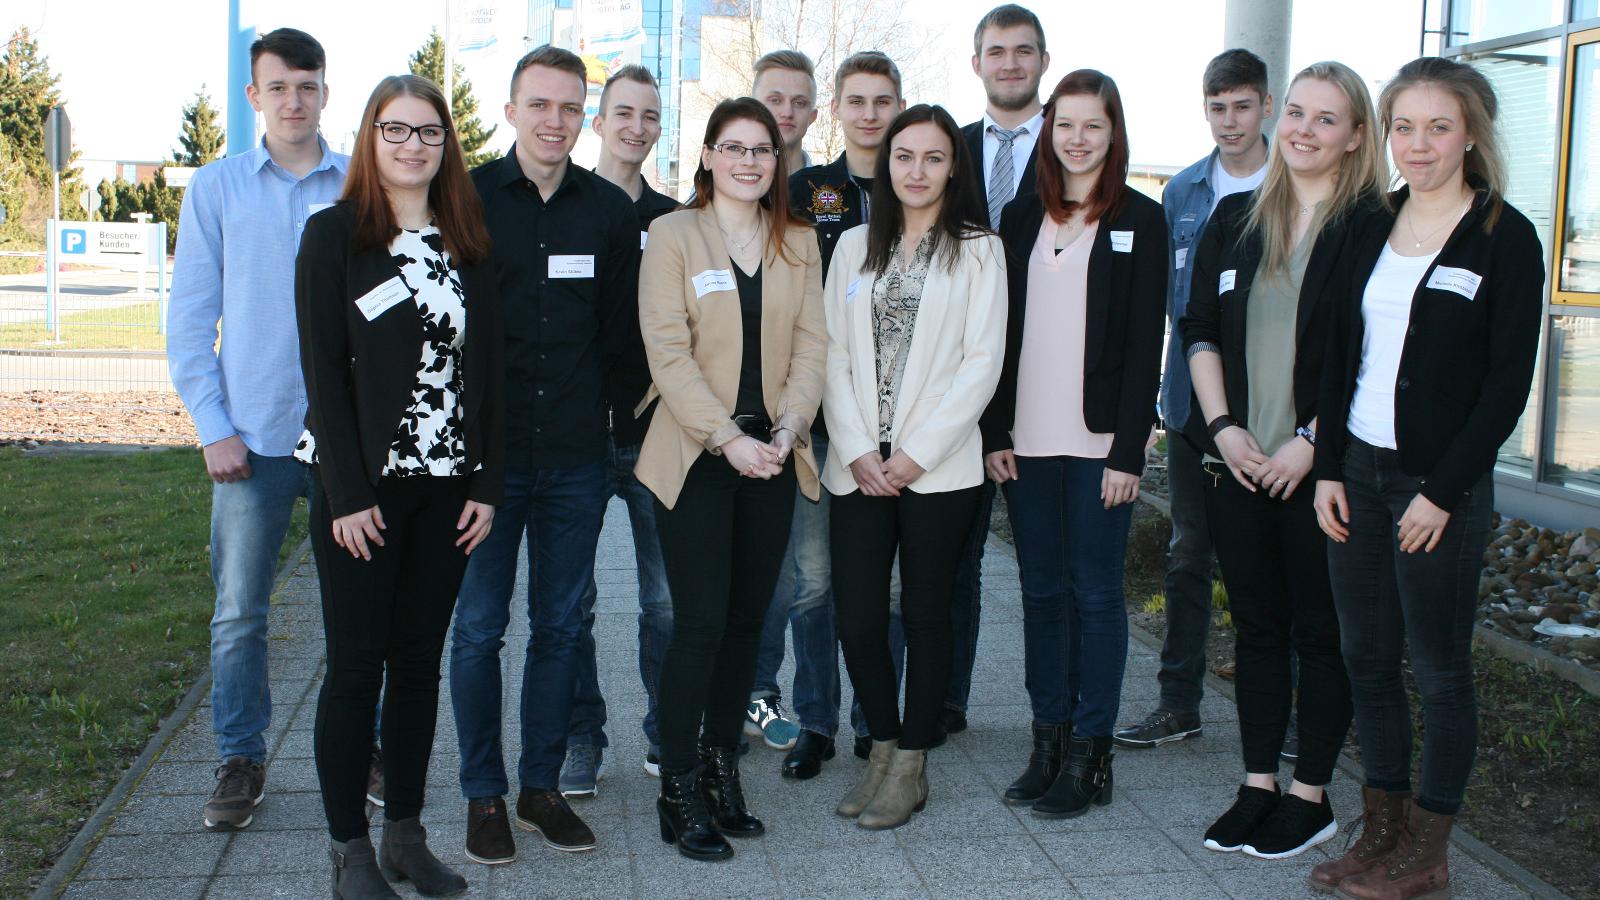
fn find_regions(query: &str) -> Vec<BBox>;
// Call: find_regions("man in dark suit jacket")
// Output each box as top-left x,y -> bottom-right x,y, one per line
943,2 -> 1051,735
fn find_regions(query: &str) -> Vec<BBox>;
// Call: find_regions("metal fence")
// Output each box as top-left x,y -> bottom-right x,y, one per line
0,263 -> 192,445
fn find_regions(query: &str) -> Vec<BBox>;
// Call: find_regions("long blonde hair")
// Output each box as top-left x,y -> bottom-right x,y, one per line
1245,61 -> 1381,274
1377,56 -> 1506,231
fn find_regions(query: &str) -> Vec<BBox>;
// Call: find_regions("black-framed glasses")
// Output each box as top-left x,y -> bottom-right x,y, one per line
374,121 -> 449,146
711,142 -> 777,161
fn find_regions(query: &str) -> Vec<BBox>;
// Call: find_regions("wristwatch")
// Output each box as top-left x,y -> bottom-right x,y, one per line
1207,414 -> 1239,439
1296,425 -> 1317,446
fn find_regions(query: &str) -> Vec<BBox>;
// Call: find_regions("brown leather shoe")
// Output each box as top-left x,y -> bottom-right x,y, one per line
515,788 -> 597,852
1309,787 -> 1408,893
1335,800 -> 1453,900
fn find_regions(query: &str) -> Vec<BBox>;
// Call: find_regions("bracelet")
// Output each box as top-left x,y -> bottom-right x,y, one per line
1295,425 -> 1317,446
1206,414 -> 1239,439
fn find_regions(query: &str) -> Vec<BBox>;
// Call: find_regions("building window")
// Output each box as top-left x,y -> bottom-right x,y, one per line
1449,0 -> 1565,45
1555,33 -> 1600,302
1544,314 -> 1600,494
1578,0 -> 1600,24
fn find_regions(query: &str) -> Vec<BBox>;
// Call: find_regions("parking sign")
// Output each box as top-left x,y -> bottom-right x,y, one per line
61,228 -> 86,254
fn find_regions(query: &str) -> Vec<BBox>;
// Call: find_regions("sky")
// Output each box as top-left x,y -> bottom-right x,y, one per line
4,0 -> 1426,170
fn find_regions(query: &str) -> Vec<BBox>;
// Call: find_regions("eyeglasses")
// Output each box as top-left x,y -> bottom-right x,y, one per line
711,142 -> 777,161
374,121 -> 449,146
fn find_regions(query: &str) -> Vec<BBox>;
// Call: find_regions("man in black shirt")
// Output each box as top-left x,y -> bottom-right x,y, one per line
559,64 -> 679,799
450,45 -> 640,865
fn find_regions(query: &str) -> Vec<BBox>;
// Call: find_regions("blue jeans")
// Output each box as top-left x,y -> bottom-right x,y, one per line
945,479 -> 995,714
569,439 -> 672,750
210,451 -> 311,763
450,461 -> 608,797
1156,432 -> 1216,712
1006,455 -> 1133,737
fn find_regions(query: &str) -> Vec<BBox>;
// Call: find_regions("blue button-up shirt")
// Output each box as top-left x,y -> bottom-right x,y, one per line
167,137 -> 348,455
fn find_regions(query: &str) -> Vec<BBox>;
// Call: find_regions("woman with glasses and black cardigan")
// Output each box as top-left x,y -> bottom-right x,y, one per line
633,97 -> 826,861
294,74 -> 502,899
1309,58 -> 1543,900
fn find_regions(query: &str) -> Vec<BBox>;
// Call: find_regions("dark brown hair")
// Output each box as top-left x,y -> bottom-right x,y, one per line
509,45 -> 587,101
687,97 -> 809,264
250,27 -> 325,81
972,4 -> 1046,55
343,75 -> 491,265
863,104 -> 989,276
1036,70 -> 1130,226
1202,49 -> 1269,100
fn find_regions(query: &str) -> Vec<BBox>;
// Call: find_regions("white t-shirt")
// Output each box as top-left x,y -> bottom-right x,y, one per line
1348,244 -> 1440,449
1209,156 -> 1267,214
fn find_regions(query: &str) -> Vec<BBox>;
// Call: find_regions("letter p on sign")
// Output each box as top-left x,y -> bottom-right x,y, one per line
61,228 -> 86,254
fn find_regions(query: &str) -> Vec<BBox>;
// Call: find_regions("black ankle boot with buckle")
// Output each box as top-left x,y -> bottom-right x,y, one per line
1032,734 -> 1113,819
658,765 -> 734,861
1004,723 -> 1065,806
699,745 -> 764,837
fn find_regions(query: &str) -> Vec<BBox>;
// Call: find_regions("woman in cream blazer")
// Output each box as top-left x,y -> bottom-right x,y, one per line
634,97 -> 826,862
822,105 -> 1006,831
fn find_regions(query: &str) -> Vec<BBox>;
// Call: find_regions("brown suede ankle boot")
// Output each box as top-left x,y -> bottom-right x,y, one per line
1335,800 -> 1453,900
1308,787 -> 1409,893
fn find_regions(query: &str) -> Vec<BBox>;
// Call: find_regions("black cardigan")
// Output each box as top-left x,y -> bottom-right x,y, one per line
295,202 -> 506,519
1179,190 -> 1373,459
1314,187 -> 1544,512
980,189 -> 1169,475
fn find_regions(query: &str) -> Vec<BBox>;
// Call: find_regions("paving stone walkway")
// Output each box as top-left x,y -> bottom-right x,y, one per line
56,499 -> 1535,899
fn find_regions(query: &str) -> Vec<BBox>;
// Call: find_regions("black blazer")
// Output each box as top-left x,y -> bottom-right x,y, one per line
1179,190 -> 1374,459
1315,186 -> 1544,512
295,202 -> 506,519
963,118 -> 1039,220
980,190 -> 1169,475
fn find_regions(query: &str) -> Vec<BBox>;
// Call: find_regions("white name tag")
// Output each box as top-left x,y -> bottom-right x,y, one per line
1175,248 -> 1188,270
639,231 -> 650,250
1110,230 -> 1134,253
549,254 -> 595,278
1426,265 -> 1482,301
692,268 -> 735,298
355,276 -> 412,321
1219,269 -> 1237,294
845,278 -> 862,303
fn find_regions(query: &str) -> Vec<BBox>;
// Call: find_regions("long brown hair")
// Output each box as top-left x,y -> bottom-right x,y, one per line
1377,56 -> 1506,231
343,74 -> 491,265
1035,69 -> 1130,226
687,97 -> 809,264
863,104 -> 989,277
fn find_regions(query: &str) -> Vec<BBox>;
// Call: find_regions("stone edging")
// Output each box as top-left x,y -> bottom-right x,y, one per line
1473,626 -> 1600,699
29,537 -> 314,900
985,505 -> 1570,900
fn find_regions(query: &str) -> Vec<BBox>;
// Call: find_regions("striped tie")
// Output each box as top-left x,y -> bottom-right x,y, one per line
987,125 -> 1024,228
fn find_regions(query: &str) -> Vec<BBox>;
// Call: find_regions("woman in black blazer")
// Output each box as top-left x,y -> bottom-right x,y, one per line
1180,61 -> 1380,862
1309,59 -> 1543,900
978,70 -> 1167,821
295,75 -> 503,900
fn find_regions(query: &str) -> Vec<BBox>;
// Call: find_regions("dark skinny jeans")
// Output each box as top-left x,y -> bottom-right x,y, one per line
1203,461 -> 1351,787
1329,436 -> 1492,816
653,452 -> 796,771
310,474 -> 470,842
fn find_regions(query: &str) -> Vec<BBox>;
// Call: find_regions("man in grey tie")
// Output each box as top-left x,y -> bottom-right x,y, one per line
945,3 -> 1050,733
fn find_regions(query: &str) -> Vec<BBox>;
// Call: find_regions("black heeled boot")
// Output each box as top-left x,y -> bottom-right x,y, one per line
330,835 -> 400,899
1003,723 -> 1065,806
700,745 -> 764,837
379,816 -> 468,897
1032,734 -> 1113,819
657,765 -> 734,861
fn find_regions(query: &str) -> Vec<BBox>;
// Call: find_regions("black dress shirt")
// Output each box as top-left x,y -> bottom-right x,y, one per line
734,263 -> 764,416
789,152 -> 871,438
471,151 -> 641,470
608,173 -> 681,447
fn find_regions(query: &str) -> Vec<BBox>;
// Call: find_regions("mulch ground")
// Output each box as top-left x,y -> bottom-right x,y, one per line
0,391 -> 195,445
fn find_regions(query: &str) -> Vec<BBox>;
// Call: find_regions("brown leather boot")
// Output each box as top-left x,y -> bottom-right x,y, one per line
1335,800 -> 1453,900
856,747 -> 928,830
837,739 -> 897,818
1308,787 -> 1409,893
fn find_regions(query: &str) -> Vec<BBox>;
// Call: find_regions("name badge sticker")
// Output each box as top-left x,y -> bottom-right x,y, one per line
1219,269 -> 1237,294
1426,265 -> 1482,301
1110,230 -> 1134,253
355,276 -> 412,322
1175,248 -> 1188,270
639,231 -> 649,250
692,268 -> 736,298
549,254 -> 596,278
845,278 -> 862,303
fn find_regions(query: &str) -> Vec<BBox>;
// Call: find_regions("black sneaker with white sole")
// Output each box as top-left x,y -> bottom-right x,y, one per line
1113,707 -> 1203,748
1242,792 -> 1336,859
1203,784 -> 1280,852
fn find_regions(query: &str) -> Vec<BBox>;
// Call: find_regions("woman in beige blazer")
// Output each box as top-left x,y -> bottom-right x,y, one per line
822,105 -> 1006,830
635,97 -> 826,862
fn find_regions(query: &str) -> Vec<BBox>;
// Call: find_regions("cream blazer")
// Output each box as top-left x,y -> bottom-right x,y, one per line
821,225 -> 1008,496
634,206 -> 827,509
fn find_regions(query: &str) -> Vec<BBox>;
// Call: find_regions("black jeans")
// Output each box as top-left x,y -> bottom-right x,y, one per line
1330,436 -> 1492,816
832,482 -> 981,750
1157,432 -> 1217,712
1203,463 -> 1350,786
310,474 -> 471,841
653,452 -> 797,771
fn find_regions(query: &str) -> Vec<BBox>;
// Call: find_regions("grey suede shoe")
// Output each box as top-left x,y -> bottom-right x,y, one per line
331,835 -> 399,900
836,738 -> 897,818
380,816 -> 468,897
857,747 -> 928,830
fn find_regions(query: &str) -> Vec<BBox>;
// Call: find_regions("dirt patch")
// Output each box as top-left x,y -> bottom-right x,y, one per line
0,391 -> 195,445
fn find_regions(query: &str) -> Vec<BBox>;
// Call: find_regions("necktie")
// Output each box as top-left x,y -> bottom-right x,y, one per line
987,125 -> 1025,228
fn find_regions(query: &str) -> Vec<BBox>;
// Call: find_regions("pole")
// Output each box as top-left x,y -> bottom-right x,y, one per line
45,219 -> 59,341
52,169 -> 60,225
1224,0 -> 1292,133
158,223 -> 170,337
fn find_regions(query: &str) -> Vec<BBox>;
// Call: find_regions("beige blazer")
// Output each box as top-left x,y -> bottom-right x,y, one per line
821,225 -> 1008,496
634,206 -> 827,509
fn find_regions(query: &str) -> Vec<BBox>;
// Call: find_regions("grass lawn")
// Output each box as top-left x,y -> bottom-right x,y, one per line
0,446 -> 306,896
0,300 -> 165,352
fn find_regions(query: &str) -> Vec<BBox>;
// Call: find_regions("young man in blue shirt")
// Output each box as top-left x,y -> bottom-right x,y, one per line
1115,48 -> 1274,750
168,27 -> 349,832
